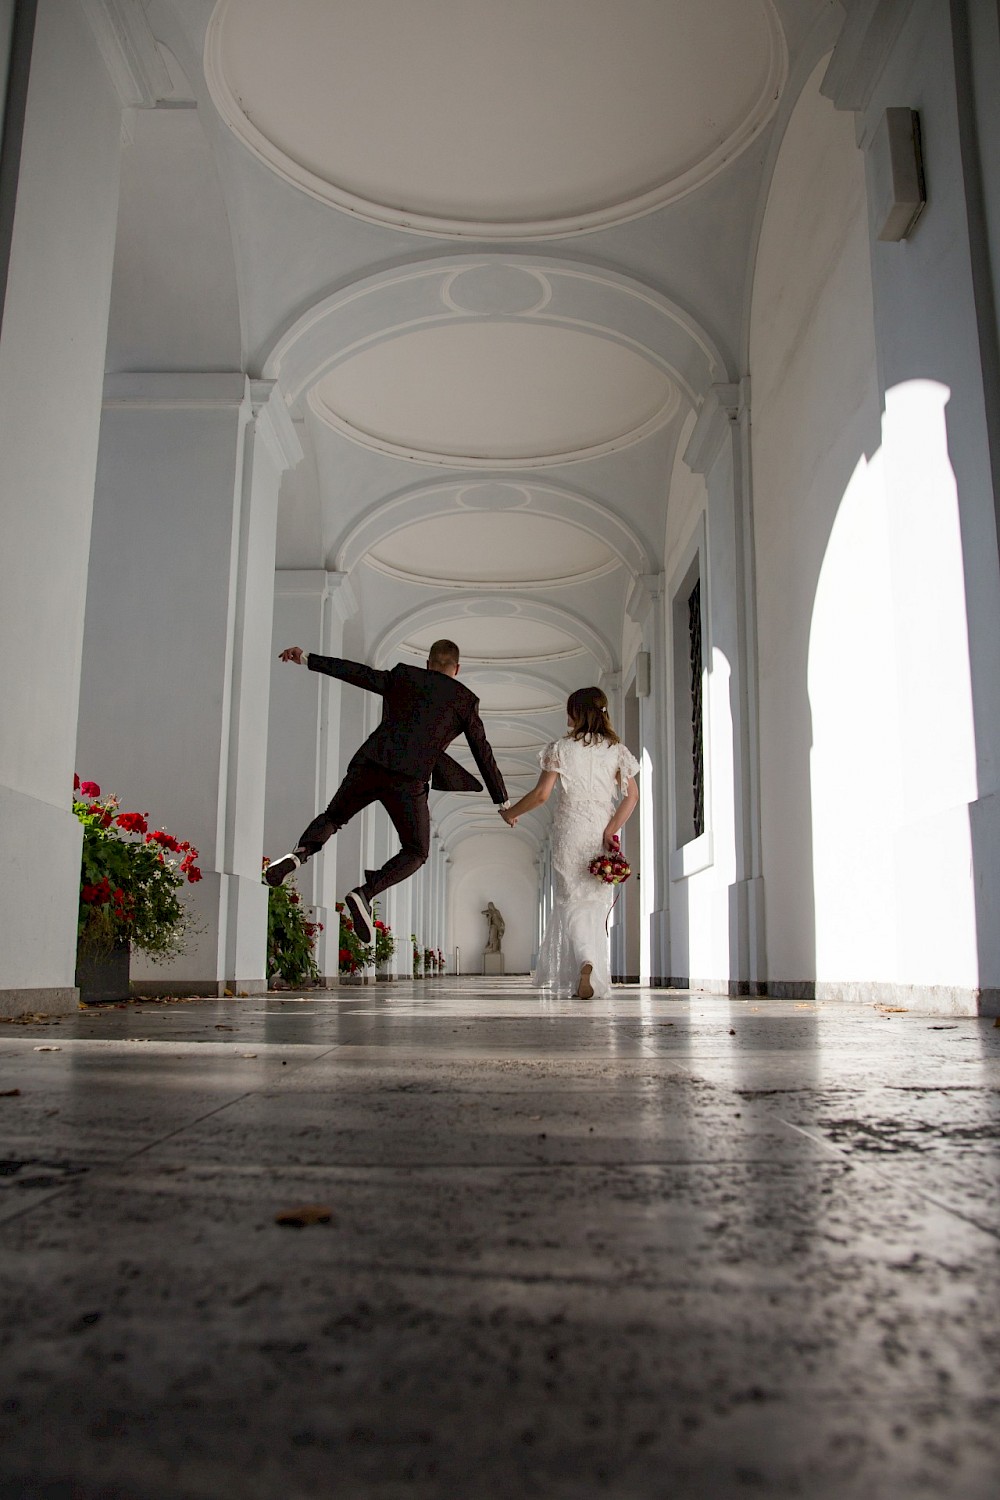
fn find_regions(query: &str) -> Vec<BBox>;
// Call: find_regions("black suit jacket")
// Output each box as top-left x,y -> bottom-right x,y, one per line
306,656 -> 508,804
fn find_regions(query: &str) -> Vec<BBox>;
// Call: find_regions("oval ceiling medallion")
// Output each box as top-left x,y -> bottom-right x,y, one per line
206,0 -> 787,238
310,322 -> 678,466
404,616 -> 583,662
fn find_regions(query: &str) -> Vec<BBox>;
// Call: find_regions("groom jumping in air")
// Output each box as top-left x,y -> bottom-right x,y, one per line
264,638 -> 509,944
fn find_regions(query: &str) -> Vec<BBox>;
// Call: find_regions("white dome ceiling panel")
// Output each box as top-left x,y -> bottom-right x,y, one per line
206,0 -> 787,237
336,478 -> 650,581
366,512 -> 615,587
465,677 -> 563,715
266,259 -> 726,416
310,322 -> 676,466
374,598 -> 613,672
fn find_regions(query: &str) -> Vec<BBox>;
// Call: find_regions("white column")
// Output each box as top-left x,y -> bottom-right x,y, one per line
682,381 -> 764,994
0,0 -> 123,1015
77,375 -> 301,994
625,578 -> 670,985
266,568 -> 355,981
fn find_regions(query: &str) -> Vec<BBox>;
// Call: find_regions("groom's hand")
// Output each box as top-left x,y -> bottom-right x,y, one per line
279,646 -> 307,666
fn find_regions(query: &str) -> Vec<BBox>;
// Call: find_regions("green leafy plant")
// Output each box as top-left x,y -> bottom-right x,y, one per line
411,933 -> 421,977
338,903 -> 374,974
266,871 -> 322,986
74,776 -> 202,961
372,910 -> 396,966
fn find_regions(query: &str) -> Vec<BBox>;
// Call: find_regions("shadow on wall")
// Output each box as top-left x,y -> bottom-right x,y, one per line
449,833 -> 539,975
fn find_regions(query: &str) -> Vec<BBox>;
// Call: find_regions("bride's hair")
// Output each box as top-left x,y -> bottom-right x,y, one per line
566,686 -> 620,745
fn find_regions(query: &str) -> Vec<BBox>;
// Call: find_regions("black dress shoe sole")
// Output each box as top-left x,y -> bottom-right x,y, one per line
345,888 -> 374,944
265,856 -> 298,888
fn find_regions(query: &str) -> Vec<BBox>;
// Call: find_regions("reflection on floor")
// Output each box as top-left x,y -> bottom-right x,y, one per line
2,977 -> 999,1498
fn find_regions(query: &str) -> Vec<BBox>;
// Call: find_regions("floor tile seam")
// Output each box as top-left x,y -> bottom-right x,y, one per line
776,1115 -> 1000,1243
45,1156 -> 857,1182
0,1054 -> 345,1228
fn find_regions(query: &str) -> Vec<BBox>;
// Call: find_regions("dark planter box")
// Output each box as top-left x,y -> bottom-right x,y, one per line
76,941 -> 130,1005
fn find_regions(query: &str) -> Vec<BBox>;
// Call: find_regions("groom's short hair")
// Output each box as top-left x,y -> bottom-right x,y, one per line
428,638 -> 460,670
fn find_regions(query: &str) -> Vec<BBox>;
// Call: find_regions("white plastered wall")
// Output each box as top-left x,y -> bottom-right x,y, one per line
750,49 -> 993,1010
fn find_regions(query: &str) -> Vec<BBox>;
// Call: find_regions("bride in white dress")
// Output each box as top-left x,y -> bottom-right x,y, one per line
501,687 -> 639,999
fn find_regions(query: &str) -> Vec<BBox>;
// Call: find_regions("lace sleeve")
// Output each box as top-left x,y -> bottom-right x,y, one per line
617,744 -> 640,782
539,739 -> 562,772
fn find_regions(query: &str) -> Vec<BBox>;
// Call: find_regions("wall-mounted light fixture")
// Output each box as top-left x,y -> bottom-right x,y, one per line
871,107 -> 926,241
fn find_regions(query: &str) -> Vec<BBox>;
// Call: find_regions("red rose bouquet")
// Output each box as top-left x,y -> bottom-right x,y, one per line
589,835 -> 631,885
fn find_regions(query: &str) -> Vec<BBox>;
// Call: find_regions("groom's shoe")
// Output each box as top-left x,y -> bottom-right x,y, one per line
345,887 -> 374,945
265,852 -> 301,888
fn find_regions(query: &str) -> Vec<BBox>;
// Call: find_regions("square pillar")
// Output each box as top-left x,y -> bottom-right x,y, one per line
0,0 -> 123,1014
77,375 -> 302,994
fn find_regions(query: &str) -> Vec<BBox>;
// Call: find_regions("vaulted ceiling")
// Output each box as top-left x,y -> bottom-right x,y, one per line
124,0 -> 838,852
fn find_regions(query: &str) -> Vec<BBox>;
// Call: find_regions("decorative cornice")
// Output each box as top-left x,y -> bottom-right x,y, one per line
820,0 -> 919,115
80,0 -> 171,108
683,383 -> 741,476
102,372 -> 246,409
274,570 -> 329,599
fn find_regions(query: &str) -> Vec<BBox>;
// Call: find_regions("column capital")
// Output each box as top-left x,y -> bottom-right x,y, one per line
625,572 -> 665,626
247,381 -> 303,473
820,0 -> 918,117
324,571 -> 358,622
683,383 -> 745,477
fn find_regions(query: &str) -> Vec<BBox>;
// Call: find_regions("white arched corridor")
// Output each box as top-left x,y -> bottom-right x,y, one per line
2,1 -> 1000,1493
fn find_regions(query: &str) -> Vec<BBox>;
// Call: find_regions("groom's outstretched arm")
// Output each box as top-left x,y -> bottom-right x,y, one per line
462,705 -> 508,805
279,647 -> 388,696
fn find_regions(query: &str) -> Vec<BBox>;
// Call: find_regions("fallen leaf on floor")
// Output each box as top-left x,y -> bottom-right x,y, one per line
214,1025 -> 234,1030
241,1053 -> 258,1059
275,1204 -> 334,1228
0,1088 -> 21,1097
729,1029 -> 736,1035
33,1045 -> 61,1052
929,1025 -> 957,1031
238,991 -> 249,998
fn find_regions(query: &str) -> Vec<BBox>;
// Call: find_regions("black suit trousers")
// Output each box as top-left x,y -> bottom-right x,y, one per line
295,757 -> 429,900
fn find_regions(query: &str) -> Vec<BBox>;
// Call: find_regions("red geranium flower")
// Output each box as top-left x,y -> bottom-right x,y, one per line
73,773 -> 81,791
185,865 -> 203,884
148,829 -> 180,852
116,812 -> 148,835
80,781 -> 101,799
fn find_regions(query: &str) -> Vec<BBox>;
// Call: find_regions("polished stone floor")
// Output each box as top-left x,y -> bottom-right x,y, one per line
1,978 -> 999,1499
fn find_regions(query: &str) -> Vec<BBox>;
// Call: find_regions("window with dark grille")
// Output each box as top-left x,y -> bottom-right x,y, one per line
687,579 -> 704,838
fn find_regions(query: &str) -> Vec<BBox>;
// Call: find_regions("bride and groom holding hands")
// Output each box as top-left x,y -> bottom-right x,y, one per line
265,638 -> 638,1000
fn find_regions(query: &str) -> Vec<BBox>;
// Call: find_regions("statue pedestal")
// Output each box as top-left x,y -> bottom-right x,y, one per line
483,952 -> 505,976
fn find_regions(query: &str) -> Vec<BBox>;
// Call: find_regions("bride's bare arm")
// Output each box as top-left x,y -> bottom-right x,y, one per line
602,774 -> 638,849
500,770 -> 558,826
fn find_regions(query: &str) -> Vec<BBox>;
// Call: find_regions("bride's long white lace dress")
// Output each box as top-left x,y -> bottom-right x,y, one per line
533,735 -> 639,1000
